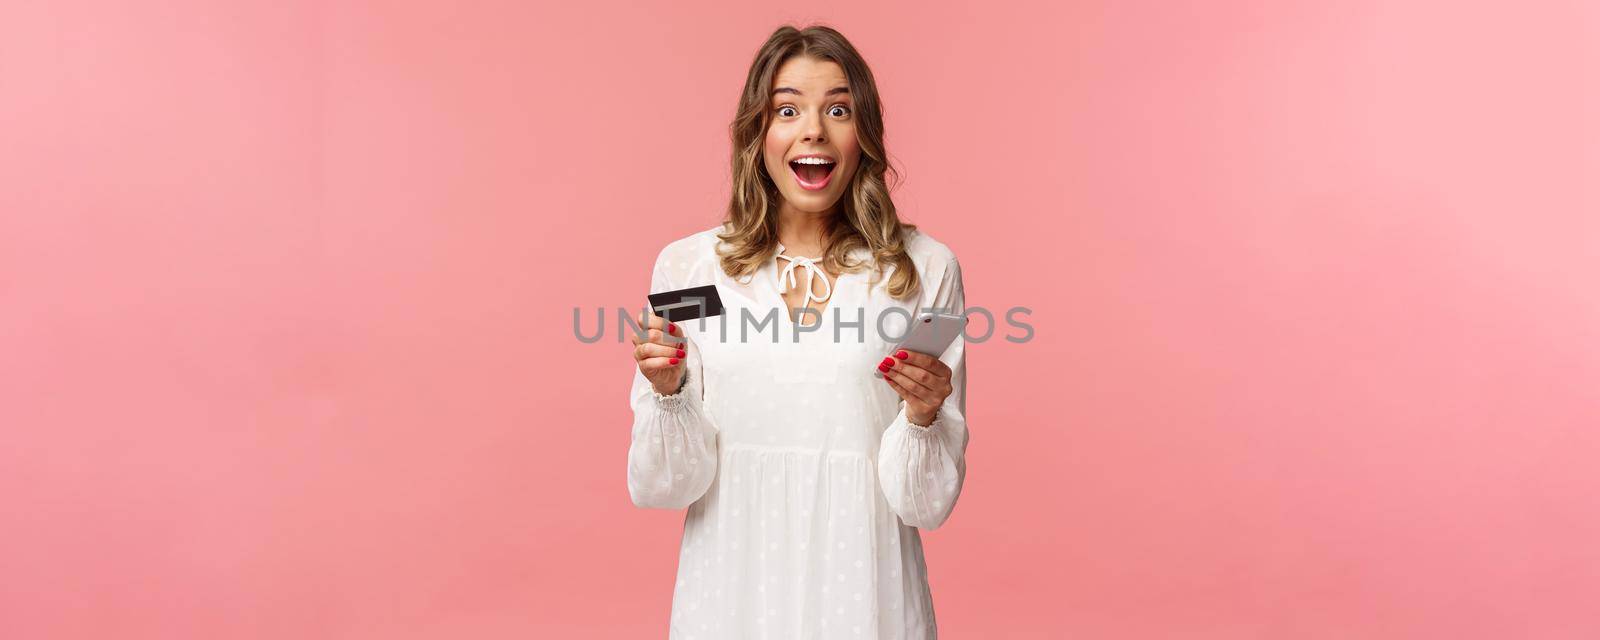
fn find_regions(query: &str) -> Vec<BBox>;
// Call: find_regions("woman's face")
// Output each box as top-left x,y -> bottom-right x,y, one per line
763,56 -> 861,215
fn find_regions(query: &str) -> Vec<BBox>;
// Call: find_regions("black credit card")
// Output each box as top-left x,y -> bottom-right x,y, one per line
647,284 -> 725,322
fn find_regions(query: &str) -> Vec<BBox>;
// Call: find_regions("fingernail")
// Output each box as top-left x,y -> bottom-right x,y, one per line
895,350 -> 908,359
669,357 -> 679,365
881,357 -> 894,367
669,323 -> 678,335
877,362 -> 890,372
675,349 -> 685,358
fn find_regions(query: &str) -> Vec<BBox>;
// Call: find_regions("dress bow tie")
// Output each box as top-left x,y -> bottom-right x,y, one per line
776,254 -> 833,313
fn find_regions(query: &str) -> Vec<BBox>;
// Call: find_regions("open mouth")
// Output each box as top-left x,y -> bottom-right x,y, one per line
788,158 -> 836,191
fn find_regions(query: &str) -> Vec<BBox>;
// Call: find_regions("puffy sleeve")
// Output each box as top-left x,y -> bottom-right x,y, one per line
875,256 -> 970,530
625,247 -> 719,510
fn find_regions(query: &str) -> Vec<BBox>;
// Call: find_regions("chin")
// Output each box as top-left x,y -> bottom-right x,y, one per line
787,193 -> 844,213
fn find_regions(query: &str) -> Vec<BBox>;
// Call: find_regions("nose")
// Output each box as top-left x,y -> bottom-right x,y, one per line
802,113 -> 826,143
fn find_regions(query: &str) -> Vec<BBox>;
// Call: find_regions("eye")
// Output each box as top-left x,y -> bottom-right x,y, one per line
829,105 -> 851,117
776,106 -> 797,117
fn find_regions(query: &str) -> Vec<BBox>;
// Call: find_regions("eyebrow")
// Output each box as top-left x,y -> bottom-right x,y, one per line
772,86 -> 851,98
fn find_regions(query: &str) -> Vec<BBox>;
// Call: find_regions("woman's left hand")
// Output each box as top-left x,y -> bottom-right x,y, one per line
878,349 -> 952,427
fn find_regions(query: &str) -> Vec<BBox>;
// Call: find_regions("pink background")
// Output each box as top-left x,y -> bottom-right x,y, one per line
3,1 -> 1597,637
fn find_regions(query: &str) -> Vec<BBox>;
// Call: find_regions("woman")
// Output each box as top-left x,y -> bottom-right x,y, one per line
626,24 -> 969,639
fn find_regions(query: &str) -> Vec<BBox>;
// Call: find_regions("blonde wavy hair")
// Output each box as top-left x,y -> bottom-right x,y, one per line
715,24 -> 922,301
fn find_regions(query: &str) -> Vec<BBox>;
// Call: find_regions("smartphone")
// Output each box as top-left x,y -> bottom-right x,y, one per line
874,311 -> 967,377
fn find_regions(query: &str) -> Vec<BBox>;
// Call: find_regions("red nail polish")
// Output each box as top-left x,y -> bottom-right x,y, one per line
895,350 -> 908,359
668,323 -> 678,335
881,357 -> 894,367
676,349 -> 685,358
877,363 -> 890,372
670,357 -> 679,365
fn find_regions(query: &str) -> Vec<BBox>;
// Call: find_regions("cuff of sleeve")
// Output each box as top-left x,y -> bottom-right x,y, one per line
651,370 -> 692,409
905,409 -> 942,436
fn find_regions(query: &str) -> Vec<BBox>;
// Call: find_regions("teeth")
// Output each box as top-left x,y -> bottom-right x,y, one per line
792,157 -> 835,165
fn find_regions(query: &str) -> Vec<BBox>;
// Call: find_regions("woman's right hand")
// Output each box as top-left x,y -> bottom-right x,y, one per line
631,309 -> 687,395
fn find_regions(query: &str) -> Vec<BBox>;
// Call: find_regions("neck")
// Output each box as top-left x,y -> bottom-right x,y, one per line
775,204 -> 834,256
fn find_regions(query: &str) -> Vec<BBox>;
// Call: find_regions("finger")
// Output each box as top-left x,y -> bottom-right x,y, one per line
883,370 -> 912,401
639,356 -> 684,372
630,327 -> 684,348
883,369 -> 908,400
633,310 -> 660,335
892,362 -> 952,400
883,364 -> 937,402
632,310 -> 682,342
883,359 -> 941,391
883,373 -> 932,413
637,308 -> 670,328
653,327 -> 686,348
629,326 -> 661,347
635,342 -> 686,362
892,349 -> 950,377
652,316 -> 686,346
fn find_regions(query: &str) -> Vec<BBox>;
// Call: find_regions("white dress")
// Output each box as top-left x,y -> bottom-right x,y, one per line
626,225 -> 970,640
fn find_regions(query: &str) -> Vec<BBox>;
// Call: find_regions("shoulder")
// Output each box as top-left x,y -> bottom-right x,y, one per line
900,227 -> 964,307
902,226 -> 961,277
650,224 -> 728,288
653,224 -> 723,265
